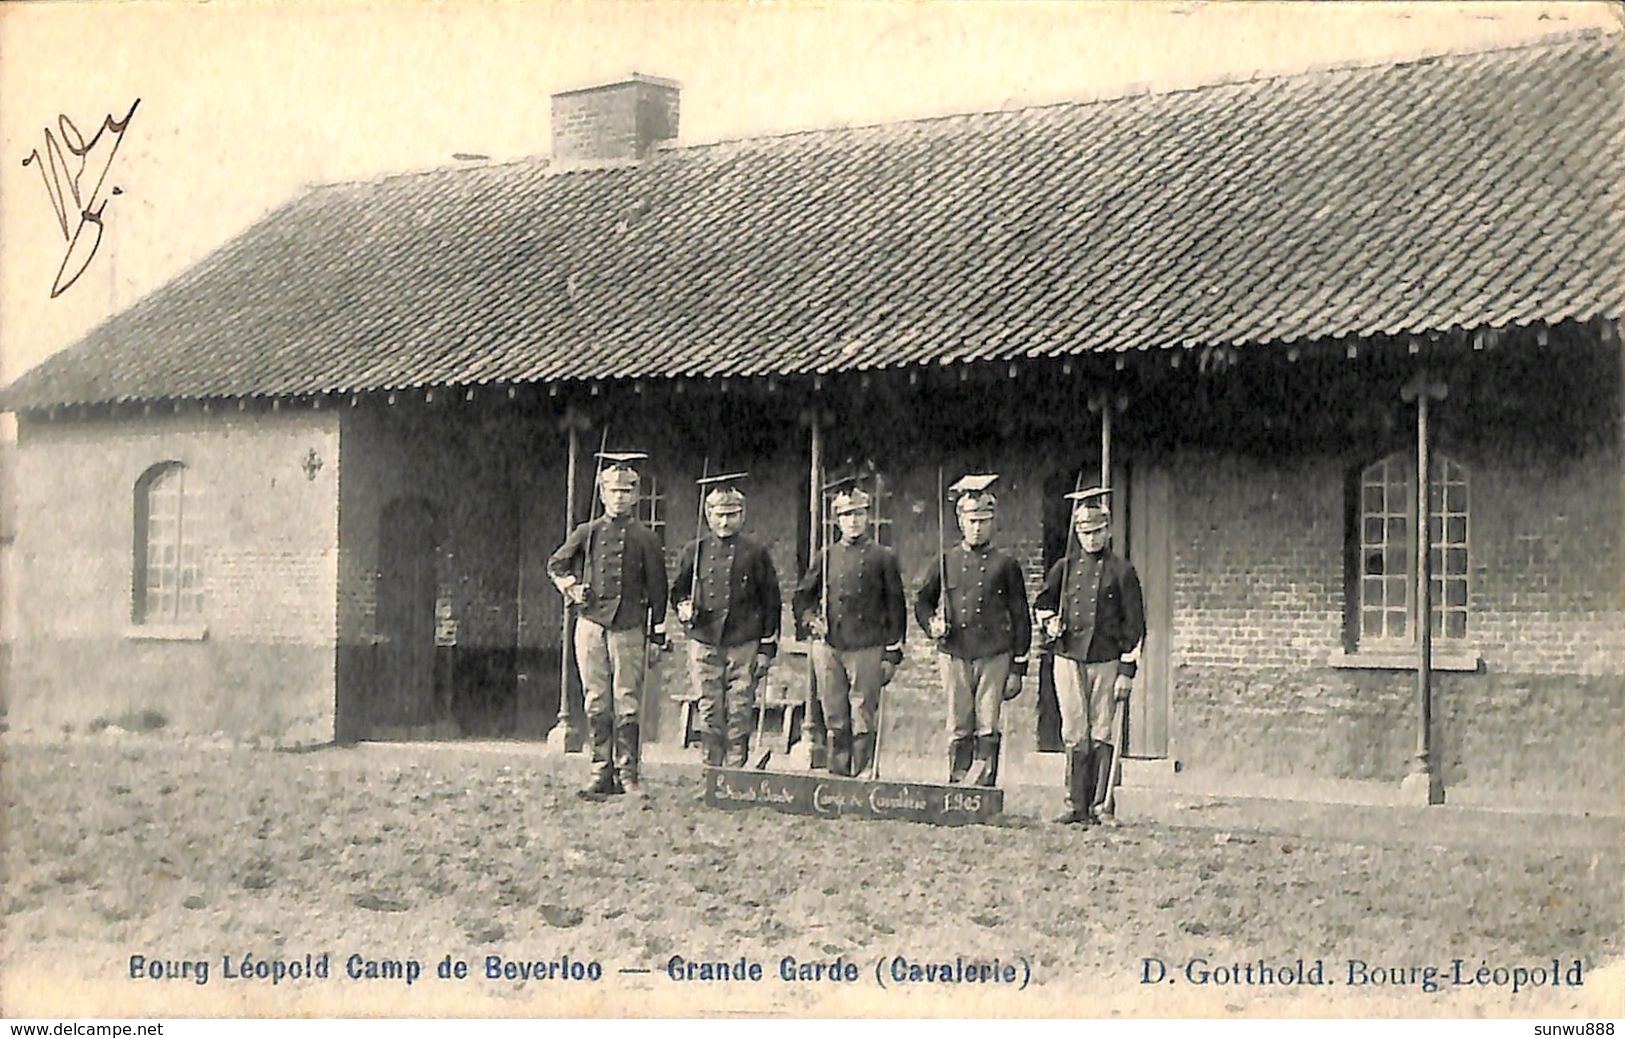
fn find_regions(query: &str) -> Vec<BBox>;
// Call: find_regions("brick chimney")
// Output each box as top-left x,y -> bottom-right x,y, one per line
551,74 -> 680,163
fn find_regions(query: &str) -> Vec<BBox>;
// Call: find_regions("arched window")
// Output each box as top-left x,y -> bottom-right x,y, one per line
133,462 -> 203,624
1354,451 -> 1469,646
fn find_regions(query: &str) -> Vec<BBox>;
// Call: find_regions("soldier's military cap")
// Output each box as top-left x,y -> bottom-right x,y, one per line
698,471 -> 749,514
1066,485 -> 1112,531
825,474 -> 872,516
596,451 -> 648,492
950,473 -> 999,519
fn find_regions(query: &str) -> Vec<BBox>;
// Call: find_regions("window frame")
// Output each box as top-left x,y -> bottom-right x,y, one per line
638,472 -> 667,545
131,461 -> 205,631
1342,448 -> 1472,659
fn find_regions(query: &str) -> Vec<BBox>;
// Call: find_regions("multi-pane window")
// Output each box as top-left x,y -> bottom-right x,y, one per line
639,474 -> 667,544
134,462 -> 203,623
870,474 -> 895,547
1357,452 -> 1468,645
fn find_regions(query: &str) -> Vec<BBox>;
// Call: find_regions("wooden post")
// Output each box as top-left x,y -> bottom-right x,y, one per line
796,405 -> 828,768
1090,386 -> 1135,806
1100,397 -> 1112,489
551,408 -> 590,752
560,419 -> 579,736
1086,387 -> 1117,489
809,418 -> 824,567
1400,369 -> 1447,805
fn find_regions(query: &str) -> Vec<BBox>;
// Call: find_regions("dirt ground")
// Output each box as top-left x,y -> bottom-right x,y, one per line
2,732 -> 1620,1019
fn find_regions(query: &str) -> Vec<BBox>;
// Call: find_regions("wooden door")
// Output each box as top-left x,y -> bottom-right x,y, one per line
373,498 -> 438,734
1126,463 -> 1171,757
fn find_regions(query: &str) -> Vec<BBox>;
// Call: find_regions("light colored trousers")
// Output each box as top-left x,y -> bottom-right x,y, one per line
687,640 -> 759,743
574,618 -> 645,721
1053,658 -> 1119,748
940,652 -> 1010,739
812,643 -> 884,736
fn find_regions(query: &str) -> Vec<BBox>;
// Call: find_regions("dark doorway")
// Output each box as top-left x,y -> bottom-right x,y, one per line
371,497 -> 439,735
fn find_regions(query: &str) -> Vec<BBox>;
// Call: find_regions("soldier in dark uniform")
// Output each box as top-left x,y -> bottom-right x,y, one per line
792,478 -> 907,778
670,473 -> 782,768
1033,486 -> 1144,825
547,453 -> 669,800
914,474 -> 1032,786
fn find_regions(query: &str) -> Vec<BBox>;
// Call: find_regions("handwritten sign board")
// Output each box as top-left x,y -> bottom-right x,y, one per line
703,767 -> 1003,827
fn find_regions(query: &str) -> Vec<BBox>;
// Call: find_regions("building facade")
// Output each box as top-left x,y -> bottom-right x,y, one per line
5,33 -> 1621,804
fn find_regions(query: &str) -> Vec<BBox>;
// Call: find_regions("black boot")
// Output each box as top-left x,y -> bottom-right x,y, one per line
970,733 -> 1002,787
806,697 -> 829,771
725,735 -> 751,770
1076,744 -> 1098,823
827,728 -> 853,778
579,762 -> 619,798
1091,740 -> 1117,823
947,736 -> 975,784
578,712 -> 620,798
615,721 -> 647,799
1053,746 -> 1094,824
1052,749 -> 1080,823
850,732 -> 876,777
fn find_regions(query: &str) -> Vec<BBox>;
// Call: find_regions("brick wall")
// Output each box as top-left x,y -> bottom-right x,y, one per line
1172,452 -> 1344,668
1166,438 -> 1625,795
551,77 -> 680,163
338,406 -> 531,651
1460,437 -> 1625,675
9,409 -> 340,742
336,404 -> 552,737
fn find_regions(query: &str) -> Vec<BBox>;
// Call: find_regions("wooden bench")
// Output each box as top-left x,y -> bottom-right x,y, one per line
667,686 -> 705,749
753,641 -> 814,756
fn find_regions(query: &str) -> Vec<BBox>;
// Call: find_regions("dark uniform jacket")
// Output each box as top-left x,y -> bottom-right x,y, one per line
671,533 -> 782,657
547,513 -> 669,636
792,536 -> 907,663
1034,549 -> 1144,675
914,543 -> 1032,674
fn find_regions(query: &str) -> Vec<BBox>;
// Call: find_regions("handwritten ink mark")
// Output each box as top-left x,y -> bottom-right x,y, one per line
21,98 -> 141,298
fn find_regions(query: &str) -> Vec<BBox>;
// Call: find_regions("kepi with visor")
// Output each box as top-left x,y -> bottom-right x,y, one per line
596,451 -> 648,492
1066,485 -> 1112,533
697,471 -> 749,514
825,474 -> 873,516
950,473 -> 999,520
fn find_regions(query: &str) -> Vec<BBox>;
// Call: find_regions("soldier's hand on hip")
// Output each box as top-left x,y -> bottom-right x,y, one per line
880,661 -> 897,686
1113,674 -> 1133,701
676,600 -> 694,625
565,583 -> 590,606
926,614 -> 949,640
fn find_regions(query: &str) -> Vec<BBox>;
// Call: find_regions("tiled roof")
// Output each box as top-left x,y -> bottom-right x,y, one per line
5,31 -> 1622,409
